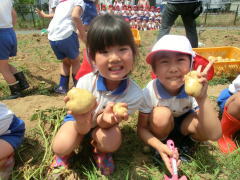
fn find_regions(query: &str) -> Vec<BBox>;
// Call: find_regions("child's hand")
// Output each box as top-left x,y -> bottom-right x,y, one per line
113,102 -> 128,120
102,102 -> 128,125
158,144 -> 180,174
35,8 -> 45,18
64,96 -> 97,135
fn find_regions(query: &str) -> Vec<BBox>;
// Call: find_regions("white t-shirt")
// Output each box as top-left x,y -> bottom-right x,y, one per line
0,103 -> 14,136
140,79 -> 198,117
48,0 -> 85,41
76,72 -> 144,126
0,0 -> 13,28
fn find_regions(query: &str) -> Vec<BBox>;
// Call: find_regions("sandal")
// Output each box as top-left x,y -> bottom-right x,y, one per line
93,151 -> 115,176
50,155 -> 70,169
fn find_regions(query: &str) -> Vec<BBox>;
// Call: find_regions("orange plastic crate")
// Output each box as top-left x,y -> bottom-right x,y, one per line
193,46 -> 240,76
131,28 -> 141,46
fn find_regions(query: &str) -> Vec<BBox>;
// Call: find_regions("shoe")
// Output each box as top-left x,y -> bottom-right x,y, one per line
54,86 -> 68,94
218,107 -> 240,154
14,71 -> 29,90
0,155 -> 15,180
93,151 -> 115,176
8,82 -> 22,99
50,155 -> 69,169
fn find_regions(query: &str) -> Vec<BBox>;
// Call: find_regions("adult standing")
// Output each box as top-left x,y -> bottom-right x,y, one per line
157,0 -> 203,48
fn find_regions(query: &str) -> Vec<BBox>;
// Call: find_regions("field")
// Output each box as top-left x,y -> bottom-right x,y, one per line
1,28 -> 240,179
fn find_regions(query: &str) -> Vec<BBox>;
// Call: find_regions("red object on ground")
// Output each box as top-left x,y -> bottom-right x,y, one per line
75,49 -> 93,80
150,54 -> 214,80
218,107 -> 240,154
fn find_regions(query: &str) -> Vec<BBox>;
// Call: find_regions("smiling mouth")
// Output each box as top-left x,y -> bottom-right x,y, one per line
109,66 -> 124,72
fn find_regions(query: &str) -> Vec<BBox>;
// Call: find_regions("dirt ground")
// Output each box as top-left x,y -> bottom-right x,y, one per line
1,28 -> 239,131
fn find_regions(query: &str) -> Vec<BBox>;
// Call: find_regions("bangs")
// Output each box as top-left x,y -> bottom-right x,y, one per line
87,14 -> 136,60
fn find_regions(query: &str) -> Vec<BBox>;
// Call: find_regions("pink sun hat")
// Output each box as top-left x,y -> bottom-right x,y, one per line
146,35 -> 196,64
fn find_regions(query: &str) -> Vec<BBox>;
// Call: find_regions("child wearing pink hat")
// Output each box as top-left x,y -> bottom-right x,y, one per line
217,75 -> 240,153
138,35 -> 221,174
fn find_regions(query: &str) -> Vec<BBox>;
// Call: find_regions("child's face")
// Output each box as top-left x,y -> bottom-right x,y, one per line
153,51 -> 191,95
94,45 -> 134,84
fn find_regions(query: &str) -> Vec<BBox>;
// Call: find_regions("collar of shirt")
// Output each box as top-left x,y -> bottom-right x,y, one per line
156,79 -> 188,99
97,74 -> 128,95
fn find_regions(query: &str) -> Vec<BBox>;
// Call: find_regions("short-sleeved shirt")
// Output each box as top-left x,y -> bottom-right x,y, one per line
0,0 -> 14,28
140,79 -> 198,117
48,0 -> 85,41
73,72 -> 144,127
0,103 -> 14,135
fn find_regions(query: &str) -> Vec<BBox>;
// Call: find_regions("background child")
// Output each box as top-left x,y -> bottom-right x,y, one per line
46,0 -> 86,94
51,14 -> 143,176
0,103 -> 25,179
0,0 -> 29,99
217,75 -> 240,153
137,35 -> 221,174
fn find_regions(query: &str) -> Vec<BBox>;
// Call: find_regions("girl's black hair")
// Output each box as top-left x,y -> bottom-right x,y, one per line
87,14 -> 137,61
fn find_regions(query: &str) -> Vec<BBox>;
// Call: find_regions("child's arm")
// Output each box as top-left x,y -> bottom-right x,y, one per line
72,6 -> 87,44
35,8 -> 55,18
12,9 -> 17,26
194,70 -> 222,141
137,112 -> 174,174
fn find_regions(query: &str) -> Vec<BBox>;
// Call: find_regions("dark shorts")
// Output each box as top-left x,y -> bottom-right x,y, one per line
49,32 -> 79,60
0,28 -> 17,60
166,110 -> 194,146
0,115 -> 25,149
82,0 -> 98,25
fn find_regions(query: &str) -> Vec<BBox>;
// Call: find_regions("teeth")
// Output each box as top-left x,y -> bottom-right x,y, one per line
110,67 -> 121,71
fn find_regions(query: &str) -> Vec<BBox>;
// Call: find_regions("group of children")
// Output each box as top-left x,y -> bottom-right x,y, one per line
99,4 -> 162,31
1,0 -> 240,179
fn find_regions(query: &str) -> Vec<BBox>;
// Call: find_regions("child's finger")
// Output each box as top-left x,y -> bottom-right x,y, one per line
202,60 -> 215,74
196,65 -> 202,73
162,154 -> 173,174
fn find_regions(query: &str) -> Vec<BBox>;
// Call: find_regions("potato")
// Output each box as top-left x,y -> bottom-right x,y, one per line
184,71 -> 202,97
113,103 -> 128,116
66,88 -> 96,114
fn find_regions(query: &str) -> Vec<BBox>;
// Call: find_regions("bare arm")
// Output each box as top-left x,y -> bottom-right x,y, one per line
195,71 -> 222,141
35,8 -> 55,18
72,6 -> 86,44
12,9 -> 17,26
137,112 -> 174,173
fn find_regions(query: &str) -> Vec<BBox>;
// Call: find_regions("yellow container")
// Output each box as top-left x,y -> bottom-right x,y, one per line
193,46 -> 240,76
131,28 -> 141,46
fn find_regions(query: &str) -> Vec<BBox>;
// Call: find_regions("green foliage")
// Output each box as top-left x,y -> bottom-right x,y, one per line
209,75 -> 231,86
15,0 -> 35,4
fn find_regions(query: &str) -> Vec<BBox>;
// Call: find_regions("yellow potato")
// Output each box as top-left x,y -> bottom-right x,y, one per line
66,88 -> 96,114
184,71 -> 203,97
113,103 -> 128,116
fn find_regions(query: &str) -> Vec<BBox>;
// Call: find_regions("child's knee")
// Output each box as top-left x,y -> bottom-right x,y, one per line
150,107 -> 174,134
92,125 -> 122,153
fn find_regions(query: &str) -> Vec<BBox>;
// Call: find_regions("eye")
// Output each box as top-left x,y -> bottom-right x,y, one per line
119,46 -> 129,51
99,49 -> 108,54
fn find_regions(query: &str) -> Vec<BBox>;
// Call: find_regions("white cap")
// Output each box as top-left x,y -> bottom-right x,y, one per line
146,35 -> 195,64
229,75 -> 240,94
